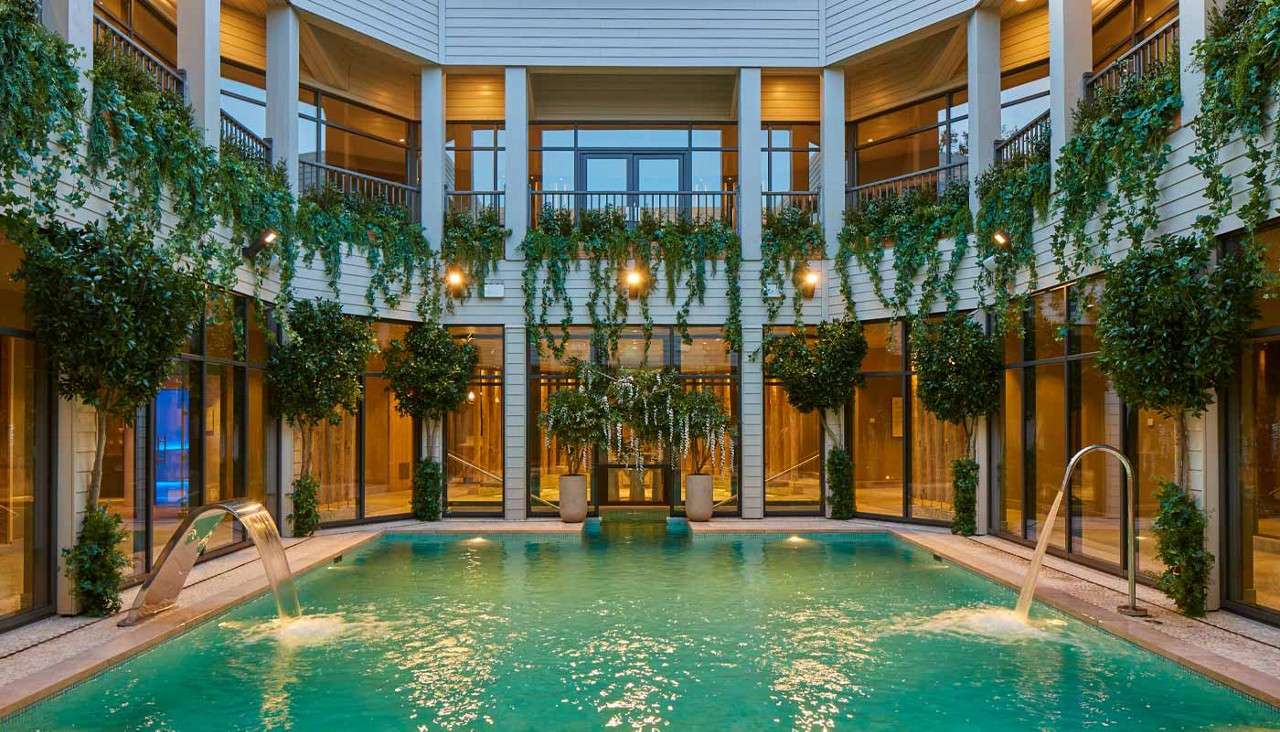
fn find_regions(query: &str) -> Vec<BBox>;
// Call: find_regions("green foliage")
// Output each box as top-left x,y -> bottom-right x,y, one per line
441,206 -> 508,307
975,138 -> 1052,334
951,458 -> 978,536
1190,0 -> 1280,238
761,205 -> 825,326
1051,60 -> 1181,278
61,506 -> 128,616
0,0 -> 85,219
294,184 -> 433,314
671,388 -> 732,475
761,317 -> 867,416
826,447 -> 854,520
910,315 -> 1001,451
521,207 -> 743,359
214,147 -> 297,304
288,475 -> 321,537
1153,482 -> 1213,617
382,321 -> 478,430
267,299 -> 375,477
1095,235 -> 1261,419
837,183 -> 972,322
538,383 -> 612,474
412,459 -> 443,521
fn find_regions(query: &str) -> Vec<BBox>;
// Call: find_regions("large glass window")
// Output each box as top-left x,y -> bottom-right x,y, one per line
994,282 -> 1171,575
0,237 -> 50,629
1228,225 -> 1280,620
447,123 -> 506,194
298,88 -> 419,183
445,326 -> 505,516
94,0 -> 177,67
765,329 -> 822,516
1093,0 -> 1179,70
850,94 -> 960,186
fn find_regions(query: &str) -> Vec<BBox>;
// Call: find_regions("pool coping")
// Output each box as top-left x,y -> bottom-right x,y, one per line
3,520 -> 1278,718
0,531 -> 380,720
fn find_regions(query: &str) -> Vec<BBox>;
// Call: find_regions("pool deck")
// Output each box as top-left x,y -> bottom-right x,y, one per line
2,517 -> 1279,717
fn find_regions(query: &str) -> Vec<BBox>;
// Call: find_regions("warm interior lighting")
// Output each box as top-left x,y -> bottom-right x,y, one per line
466,390 -> 476,404
993,230 -> 1009,247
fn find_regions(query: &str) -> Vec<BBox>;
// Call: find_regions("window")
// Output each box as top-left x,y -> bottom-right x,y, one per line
1000,62 -> 1050,137
761,124 -> 819,216
446,123 -> 506,193
1227,224 -> 1280,621
220,62 -> 267,139
849,93 -> 965,186
445,326 -> 505,516
298,89 -> 419,184
765,329 -> 822,516
1093,0 -> 1179,70
94,0 -> 176,67
679,328 -> 739,516
993,282 -> 1172,575
852,321 -> 966,522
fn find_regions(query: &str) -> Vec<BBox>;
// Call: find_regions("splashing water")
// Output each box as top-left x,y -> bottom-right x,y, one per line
1014,487 -> 1066,621
903,607 -> 1068,642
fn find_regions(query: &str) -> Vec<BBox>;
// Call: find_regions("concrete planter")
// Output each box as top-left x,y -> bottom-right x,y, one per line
559,474 -> 588,523
685,474 -> 714,522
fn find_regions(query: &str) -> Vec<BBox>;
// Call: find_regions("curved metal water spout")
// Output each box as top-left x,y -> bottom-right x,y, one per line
119,499 -> 301,626
1014,444 -> 1147,620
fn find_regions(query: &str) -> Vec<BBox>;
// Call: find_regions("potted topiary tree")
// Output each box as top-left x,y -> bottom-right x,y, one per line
761,317 -> 867,519
538,380 -> 611,522
382,321 -> 479,521
267,298 -> 375,537
672,389 -> 731,521
14,217 -> 205,616
910,314 -> 1002,536
1095,235 -> 1262,616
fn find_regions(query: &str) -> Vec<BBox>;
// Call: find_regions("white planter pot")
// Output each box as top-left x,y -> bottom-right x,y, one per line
685,474 -> 714,522
559,474 -> 588,523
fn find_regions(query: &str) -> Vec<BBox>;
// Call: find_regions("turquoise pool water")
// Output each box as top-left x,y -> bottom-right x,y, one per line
9,523 -> 1280,730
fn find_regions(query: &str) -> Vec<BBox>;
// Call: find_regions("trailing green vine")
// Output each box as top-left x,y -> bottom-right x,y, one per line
521,206 -> 578,358
836,183 -> 972,322
761,205 -> 824,327
1190,0 -> 1280,239
441,206 -> 508,307
0,0 -> 85,220
974,138 -> 1052,334
580,207 -> 634,357
1051,59 -> 1181,279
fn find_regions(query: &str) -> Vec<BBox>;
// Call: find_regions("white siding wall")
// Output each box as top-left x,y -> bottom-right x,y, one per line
292,0 -> 440,62
443,0 -> 821,67
825,0 -> 977,65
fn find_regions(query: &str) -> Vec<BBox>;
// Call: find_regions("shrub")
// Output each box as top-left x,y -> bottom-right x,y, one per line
383,321 -> 478,459
61,507 -> 129,616
827,448 -> 854,520
1153,482 -> 1213,617
412,459 -> 444,522
289,475 -> 320,537
951,458 -> 978,537
538,385 -> 611,475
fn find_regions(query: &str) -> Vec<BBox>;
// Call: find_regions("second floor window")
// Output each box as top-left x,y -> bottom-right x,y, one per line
446,123 -> 506,193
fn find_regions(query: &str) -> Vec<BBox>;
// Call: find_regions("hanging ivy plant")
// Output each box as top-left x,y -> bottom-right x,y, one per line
0,0 -> 86,220
521,206 -> 577,358
836,183 -> 972,322
1190,0 -> 1280,238
658,217 -> 742,350
1051,60 -> 1181,279
761,205 -> 824,327
441,206 -> 508,307
580,207 -> 634,357
974,138 -> 1052,334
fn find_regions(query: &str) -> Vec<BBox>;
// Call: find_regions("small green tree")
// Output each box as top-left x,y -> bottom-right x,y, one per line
671,389 -> 732,476
267,298 -> 375,535
911,315 -> 1001,535
538,386 -> 611,476
382,322 -> 478,521
12,216 -> 205,614
762,318 -> 868,518
1095,235 -> 1262,614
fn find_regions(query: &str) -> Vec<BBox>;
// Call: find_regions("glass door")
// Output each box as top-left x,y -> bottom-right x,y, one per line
578,152 -> 688,223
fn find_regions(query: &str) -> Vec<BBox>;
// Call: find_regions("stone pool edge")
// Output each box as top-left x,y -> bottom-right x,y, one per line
0,531 -> 381,719
890,530 -> 1280,709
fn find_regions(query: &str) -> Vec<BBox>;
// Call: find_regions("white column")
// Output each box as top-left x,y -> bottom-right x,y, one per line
421,66 -> 446,248
740,325 -> 764,518
54,399 -> 82,614
738,67 -> 763,260
1198,404 -> 1223,611
504,67 -> 529,259
1048,0 -> 1091,177
177,0 -> 220,148
1178,0 -> 1217,122
967,5 -> 1002,216
504,325 -> 528,519
265,4 -> 299,191
279,423 -> 295,538
820,67 -> 846,259
43,0 -> 93,113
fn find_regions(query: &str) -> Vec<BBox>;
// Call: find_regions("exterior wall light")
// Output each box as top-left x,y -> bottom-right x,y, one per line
242,228 -> 280,258
993,230 -> 1009,247
799,267 -> 820,299
446,268 -> 466,294
622,266 -> 647,299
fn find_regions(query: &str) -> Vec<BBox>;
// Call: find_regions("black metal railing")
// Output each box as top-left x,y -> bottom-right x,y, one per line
994,111 -> 1051,165
448,190 -> 506,223
528,190 -> 737,229
845,162 -> 968,207
93,15 -> 185,99
1085,18 -> 1179,98
299,160 -> 421,222
763,191 -> 820,222
219,110 -> 272,166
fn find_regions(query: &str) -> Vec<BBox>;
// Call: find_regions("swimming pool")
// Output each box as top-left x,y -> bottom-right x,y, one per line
8,523 -> 1280,730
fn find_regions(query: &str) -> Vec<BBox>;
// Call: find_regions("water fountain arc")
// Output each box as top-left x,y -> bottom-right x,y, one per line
1014,443 -> 1147,621
119,498 -> 301,626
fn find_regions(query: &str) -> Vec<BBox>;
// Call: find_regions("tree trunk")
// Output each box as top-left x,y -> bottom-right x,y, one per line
87,408 -> 108,512
1175,410 -> 1190,491
300,423 -> 313,479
